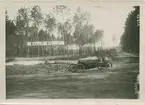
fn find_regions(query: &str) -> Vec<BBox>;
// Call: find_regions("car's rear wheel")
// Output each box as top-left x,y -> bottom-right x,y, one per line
68,64 -> 77,73
76,64 -> 85,73
97,65 -> 102,70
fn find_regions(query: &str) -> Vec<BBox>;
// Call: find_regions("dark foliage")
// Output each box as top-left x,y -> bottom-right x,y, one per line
121,6 -> 139,53
6,11 -> 16,38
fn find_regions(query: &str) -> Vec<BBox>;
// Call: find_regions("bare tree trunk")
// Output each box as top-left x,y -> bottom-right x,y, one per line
25,22 -> 29,58
67,45 -> 69,56
51,35 -> 53,56
46,33 -> 49,56
26,40 -> 29,57
32,35 -> 35,56
37,34 -> 39,57
79,45 -> 82,56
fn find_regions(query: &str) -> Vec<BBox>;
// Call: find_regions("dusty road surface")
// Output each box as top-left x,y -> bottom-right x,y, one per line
6,57 -> 139,99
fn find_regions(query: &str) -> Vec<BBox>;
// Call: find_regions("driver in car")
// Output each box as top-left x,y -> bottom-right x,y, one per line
98,57 -> 103,63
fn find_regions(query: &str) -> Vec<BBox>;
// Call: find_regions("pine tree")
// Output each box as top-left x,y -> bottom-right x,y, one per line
121,6 -> 139,53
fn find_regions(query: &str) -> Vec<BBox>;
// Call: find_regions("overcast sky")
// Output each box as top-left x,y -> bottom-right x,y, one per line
6,1 -> 134,48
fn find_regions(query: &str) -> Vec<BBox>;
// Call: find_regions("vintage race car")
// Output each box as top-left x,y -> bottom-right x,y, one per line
69,56 -> 113,72
78,56 -> 99,69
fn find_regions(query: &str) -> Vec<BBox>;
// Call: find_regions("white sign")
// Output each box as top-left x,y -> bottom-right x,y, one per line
27,41 -> 64,46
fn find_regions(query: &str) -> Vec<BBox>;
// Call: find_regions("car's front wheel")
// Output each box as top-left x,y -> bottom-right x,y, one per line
107,62 -> 113,68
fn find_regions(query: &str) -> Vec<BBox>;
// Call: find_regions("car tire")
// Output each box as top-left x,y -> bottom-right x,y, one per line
68,64 -> 77,73
76,64 -> 85,73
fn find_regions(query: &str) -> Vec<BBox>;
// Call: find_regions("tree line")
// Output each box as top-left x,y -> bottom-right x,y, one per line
6,5 -> 104,57
120,6 -> 139,54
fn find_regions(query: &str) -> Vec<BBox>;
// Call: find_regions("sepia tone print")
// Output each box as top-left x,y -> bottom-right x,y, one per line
6,2 -> 139,99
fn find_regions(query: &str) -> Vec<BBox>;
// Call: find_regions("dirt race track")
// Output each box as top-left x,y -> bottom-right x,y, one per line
6,57 -> 139,99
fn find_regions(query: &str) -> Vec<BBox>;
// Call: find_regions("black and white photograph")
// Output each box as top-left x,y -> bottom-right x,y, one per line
5,1 -> 140,99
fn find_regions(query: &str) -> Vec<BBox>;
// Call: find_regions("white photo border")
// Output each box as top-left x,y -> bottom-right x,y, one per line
1,0 -> 145,104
